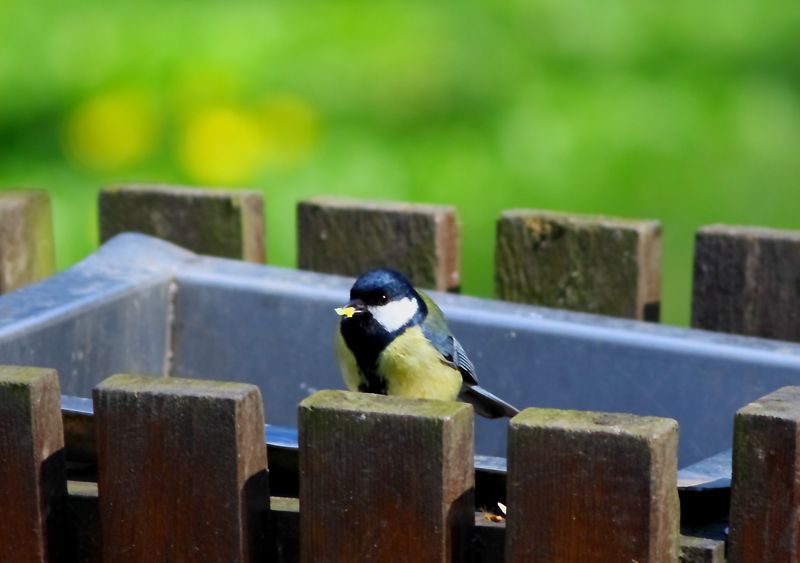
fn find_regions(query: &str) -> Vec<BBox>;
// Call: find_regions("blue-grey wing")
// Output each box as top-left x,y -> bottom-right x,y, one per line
425,329 -> 480,387
450,337 -> 479,386
418,292 -> 479,385
419,292 -> 519,419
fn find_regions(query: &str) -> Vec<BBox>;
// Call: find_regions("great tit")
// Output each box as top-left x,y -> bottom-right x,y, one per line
334,268 -> 519,418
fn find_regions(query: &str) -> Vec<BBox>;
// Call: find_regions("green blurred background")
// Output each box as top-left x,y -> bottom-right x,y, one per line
2,0 -> 799,325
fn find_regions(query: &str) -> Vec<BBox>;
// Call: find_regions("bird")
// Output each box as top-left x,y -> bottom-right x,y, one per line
334,268 -> 519,418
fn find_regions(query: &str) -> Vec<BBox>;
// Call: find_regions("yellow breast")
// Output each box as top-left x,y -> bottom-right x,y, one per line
335,329 -> 363,392
377,326 -> 463,401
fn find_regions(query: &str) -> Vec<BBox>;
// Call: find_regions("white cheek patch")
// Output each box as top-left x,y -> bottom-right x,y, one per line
369,297 -> 419,333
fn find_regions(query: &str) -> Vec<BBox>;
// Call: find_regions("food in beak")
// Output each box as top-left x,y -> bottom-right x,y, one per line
335,306 -> 357,318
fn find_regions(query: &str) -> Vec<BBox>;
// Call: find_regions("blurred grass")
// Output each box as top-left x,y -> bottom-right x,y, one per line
2,0 -> 800,325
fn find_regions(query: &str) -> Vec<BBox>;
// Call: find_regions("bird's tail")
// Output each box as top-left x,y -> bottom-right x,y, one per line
459,384 -> 520,419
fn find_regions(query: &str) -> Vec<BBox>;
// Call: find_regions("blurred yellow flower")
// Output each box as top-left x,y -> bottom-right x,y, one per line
64,88 -> 159,172
178,106 -> 267,185
178,94 -> 320,184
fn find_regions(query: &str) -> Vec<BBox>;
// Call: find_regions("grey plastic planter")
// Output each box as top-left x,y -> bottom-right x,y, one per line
2,233 -> 800,466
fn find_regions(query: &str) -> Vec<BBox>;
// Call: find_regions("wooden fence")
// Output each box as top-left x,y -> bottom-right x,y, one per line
0,365 -> 797,562
1,184 -> 800,562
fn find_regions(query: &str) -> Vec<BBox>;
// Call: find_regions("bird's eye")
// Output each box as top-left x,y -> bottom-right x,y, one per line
378,294 -> 389,305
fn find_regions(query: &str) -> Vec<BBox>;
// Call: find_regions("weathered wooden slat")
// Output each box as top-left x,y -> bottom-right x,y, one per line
63,482 -> 721,563
506,408 -> 679,563
680,535 -> 726,563
67,481 -> 101,563
692,224 -> 800,341
729,386 -> 800,562
495,209 -> 661,320
269,497 -> 300,563
0,191 -> 55,294
299,390 -> 474,562
0,366 -> 66,563
297,196 -> 460,291
63,484 -> 301,563
62,394 -> 505,502
472,514 -> 506,563
93,374 -> 268,562
99,184 -> 265,262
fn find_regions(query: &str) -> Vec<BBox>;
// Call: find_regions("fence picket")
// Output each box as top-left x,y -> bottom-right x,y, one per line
692,224 -> 800,342
729,386 -> 800,563
495,209 -> 662,320
297,196 -> 461,291
93,374 -> 268,562
299,390 -> 474,562
99,184 -> 266,262
0,191 -> 55,294
0,366 -> 66,563
506,408 -> 679,562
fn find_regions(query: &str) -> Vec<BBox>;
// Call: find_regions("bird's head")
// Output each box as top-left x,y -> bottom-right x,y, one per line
335,268 -> 426,335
